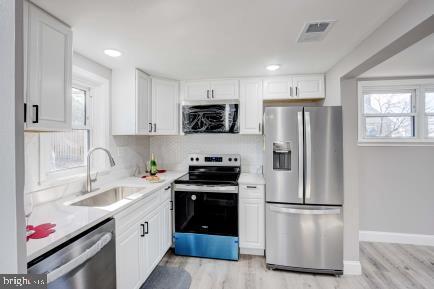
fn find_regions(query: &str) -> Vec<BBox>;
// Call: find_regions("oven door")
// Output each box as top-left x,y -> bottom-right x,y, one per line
174,189 -> 238,236
182,104 -> 239,134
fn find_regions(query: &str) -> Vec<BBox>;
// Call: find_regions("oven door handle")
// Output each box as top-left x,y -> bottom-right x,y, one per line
46,232 -> 112,283
174,184 -> 238,194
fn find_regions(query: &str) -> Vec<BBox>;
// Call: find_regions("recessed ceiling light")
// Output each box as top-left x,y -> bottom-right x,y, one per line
266,64 -> 280,71
104,49 -> 122,57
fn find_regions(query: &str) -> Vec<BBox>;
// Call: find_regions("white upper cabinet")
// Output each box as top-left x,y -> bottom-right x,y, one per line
263,77 -> 293,100
136,70 -> 152,134
151,78 -> 179,135
292,75 -> 325,99
25,1 -> 72,131
240,79 -> 263,134
112,69 -> 179,135
183,81 -> 210,101
263,74 -> 324,100
183,79 -> 239,101
210,80 -> 239,100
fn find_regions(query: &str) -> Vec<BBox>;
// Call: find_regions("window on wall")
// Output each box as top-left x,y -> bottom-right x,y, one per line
358,79 -> 434,144
40,84 -> 92,181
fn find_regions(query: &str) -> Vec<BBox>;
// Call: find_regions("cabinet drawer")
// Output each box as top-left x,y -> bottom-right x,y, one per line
239,185 -> 265,199
115,191 -> 160,235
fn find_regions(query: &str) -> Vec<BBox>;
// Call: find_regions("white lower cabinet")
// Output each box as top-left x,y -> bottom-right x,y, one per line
115,187 -> 172,289
162,201 -> 173,252
117,221 -> 144,289
143,207 -> 162,279
239,184 -> 265,255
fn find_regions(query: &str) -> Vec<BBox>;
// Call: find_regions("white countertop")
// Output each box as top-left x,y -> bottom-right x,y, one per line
27,171 -> 187,262
239,173 -> 265,185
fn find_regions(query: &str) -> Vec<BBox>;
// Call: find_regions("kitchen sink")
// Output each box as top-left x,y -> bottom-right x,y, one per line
71,186 -> 144,207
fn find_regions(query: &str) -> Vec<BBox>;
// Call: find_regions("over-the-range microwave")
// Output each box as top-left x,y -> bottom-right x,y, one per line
182,104 -> 239,134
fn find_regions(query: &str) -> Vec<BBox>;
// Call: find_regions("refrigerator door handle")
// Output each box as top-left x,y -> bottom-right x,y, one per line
269,205 -> 341,215
305,111 -> 312,199
297,111 -> 304,199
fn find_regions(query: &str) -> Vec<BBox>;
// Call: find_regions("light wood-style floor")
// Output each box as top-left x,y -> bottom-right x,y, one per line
160,242 -> 434,289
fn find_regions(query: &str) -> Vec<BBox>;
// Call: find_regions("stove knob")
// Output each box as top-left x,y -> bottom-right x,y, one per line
195,157 -> 199,162
190,157 -> 194,161
228,158 -> 232,162
234,158 -> 238,162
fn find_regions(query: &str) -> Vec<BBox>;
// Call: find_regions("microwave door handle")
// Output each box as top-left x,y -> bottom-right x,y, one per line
46,232 -> 112,283
297,111 -> 304,200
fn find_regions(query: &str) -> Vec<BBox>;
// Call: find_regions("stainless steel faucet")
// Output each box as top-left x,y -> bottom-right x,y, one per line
85,147 -> 116,194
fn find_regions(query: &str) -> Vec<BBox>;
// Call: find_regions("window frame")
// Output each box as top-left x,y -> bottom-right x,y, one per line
423,86 -> 434,139
39,82 -> 93,183
358,79 -> 434,146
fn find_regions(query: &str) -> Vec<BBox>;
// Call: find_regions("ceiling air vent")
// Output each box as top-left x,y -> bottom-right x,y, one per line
297,21 -> 336,43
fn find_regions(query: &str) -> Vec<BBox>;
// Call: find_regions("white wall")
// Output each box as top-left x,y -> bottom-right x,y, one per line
359,146 -> 434,235
325,0 -> 434,106
0,0 -> 27,273
25,53 -> 150,205
150,135 -> 263,173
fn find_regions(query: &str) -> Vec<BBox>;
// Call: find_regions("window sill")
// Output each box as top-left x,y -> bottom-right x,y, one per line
28,169 -> 111,193
358,139 -> 434,147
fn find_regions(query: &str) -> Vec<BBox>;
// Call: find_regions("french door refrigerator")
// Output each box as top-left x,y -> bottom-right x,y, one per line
264,106 -> 343,275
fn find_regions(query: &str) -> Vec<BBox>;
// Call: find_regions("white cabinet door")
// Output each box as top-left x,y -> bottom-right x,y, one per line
161,201 -> 172,254
183,81 -> 210,101
136,70 -> 152,134
263,77 -> 293,100
240,79 -> 263,134
151,78 -> 179,135
210,80 -> 239,100
117,222 -> 144,289
239,185 -> 265,253
292,75 -> 325,99
143,208 -> 162,279
239,198 -> 265,250
26,2 -> 72,130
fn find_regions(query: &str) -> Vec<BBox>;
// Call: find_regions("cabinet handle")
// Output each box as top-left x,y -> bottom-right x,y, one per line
211,89 -> 214,98
164,186 -> 171,191
296,86 -> 299,96
206,90 -> 210,99
140,224 -> 145,237
32,104 -> 39,123
170,201 -> 173,211
153,123 -> 157,132
148,123 -> 152,133
24,103 -> 27,123
144,221 -> 149,234
246,185 -> 257,189
290,87 -> 293,97
258,123 -> 261,132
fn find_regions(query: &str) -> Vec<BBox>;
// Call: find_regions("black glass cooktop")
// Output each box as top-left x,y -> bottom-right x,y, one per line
175,166 -> 240,186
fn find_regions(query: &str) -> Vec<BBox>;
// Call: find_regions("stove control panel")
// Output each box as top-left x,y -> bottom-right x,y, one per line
188,154 -> 241,166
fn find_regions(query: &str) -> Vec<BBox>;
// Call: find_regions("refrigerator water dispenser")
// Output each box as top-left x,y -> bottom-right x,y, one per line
273,141 -> 291,170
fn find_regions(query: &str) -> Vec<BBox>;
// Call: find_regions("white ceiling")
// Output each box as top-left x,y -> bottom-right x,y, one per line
33,0 -> 407,79
361,33 -> 434,78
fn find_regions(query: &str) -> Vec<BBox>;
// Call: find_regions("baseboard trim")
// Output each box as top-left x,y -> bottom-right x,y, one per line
359,230 -> 434,246
240,248 -> 265,256
343,260 -> 362,275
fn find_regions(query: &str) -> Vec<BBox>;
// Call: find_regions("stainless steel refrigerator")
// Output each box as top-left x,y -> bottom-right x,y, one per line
264,106 -> 343,275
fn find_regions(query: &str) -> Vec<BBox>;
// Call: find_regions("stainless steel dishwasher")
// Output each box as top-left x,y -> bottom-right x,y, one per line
28,218 -> 116,289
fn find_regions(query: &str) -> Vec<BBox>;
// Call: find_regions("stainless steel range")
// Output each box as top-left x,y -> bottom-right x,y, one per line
173,154 -> 241,261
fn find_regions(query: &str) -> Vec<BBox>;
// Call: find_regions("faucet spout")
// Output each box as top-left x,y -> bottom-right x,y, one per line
85,147 -> 116,194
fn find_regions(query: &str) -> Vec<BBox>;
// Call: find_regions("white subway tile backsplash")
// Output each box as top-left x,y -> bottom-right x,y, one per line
150,134 -> 264,173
